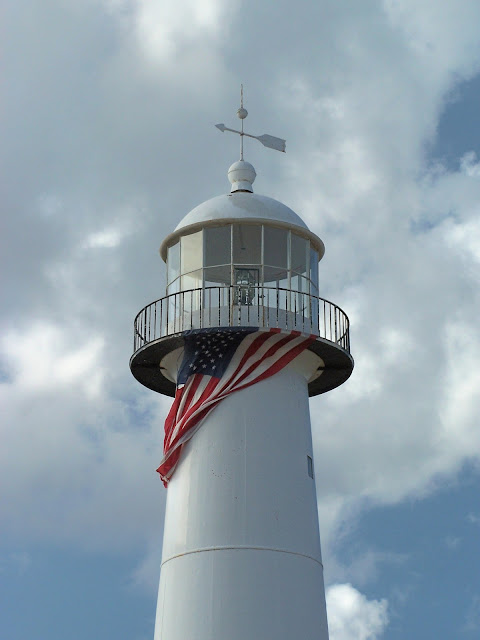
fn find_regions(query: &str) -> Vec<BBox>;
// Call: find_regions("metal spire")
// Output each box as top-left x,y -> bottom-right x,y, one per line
239,84 -> 246,160
216,86 -> 286,157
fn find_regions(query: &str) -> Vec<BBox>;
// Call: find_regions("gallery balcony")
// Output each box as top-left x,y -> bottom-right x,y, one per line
130,286 -> 353,397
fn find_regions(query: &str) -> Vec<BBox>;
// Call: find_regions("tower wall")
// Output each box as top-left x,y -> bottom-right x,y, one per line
154,352 -> 329,640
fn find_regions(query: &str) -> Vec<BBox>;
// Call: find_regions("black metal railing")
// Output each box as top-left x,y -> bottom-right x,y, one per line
133,286 -> 350,354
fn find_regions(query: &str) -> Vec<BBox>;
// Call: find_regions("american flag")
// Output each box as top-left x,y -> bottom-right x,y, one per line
157,327 -> 316,486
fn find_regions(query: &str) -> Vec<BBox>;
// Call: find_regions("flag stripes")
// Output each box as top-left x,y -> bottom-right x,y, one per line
157,328 -> 315,486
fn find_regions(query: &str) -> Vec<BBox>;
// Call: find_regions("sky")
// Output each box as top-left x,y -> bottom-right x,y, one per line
1,1 -> 480,638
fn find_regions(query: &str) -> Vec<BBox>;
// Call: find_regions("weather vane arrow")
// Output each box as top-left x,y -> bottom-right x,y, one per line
215,85 -> 286,159
215,124 -> 286,153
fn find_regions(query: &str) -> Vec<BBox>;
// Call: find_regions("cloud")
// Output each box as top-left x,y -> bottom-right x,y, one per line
0,552 -> 31,577
326,548 -> 408,590
326,583 -> 389,640
83,227 -> 127,249
444,536 -> 461,550
382,0 -> 480,78
0,321 -> 170,551
463,594 -> 480,633
273,4 -> 480,549
467,513 -> 480,526
1,323 -> 105,395
130,541 -> 163,594
130,0 -> 237,62
2,0 -> 480,597
80,209 -> 136,250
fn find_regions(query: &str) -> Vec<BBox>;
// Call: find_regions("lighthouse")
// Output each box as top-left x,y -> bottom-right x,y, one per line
130,99 -> 353,640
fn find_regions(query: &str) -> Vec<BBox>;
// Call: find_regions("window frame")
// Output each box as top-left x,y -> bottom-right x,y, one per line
164,223 -> 319,299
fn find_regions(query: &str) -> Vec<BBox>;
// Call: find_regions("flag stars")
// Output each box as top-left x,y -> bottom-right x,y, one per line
178,328 -> 259,384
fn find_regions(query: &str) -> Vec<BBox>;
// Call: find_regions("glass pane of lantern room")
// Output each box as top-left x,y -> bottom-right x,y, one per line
291,275 -> 311,331
291,233 -> 308,276
180,270 -> 202,331
264,226 -> 288,268
167,277 -> 180,296
181,269 -> 203,291
263,266 -> 289,312
233,224 -> 261,265
204,265 -> 232,315
181,231 -> 203,274
204,265 -> 232,287
205,226 -> 231,266
264,266 -> 289,289
310,248 -> 319,293
165,277 -> 180,335
167,241 -> 180,284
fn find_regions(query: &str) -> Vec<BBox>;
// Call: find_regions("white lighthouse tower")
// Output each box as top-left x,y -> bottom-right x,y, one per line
130,100 -> 353,640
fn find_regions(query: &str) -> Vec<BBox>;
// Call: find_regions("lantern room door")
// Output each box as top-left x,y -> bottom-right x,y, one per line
233,267 -> 263,327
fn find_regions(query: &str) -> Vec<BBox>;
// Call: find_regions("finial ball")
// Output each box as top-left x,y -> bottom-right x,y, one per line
228,160 -> 256,192
237,107 -> 248,120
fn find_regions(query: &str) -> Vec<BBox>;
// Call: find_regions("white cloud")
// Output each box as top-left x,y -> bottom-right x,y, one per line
104,0 -> 238,62
382,0 -> 480,77
463,594 -> 480,633
0,552 -> 31,577
1,323 -> 105,396
460,151 -> 480,177
467,512 -> 480,526
130,541 -> 163,593
83,227 -> 126,249
327,583 -> 389,640
3,0 -> 480,607
0,320 -> 169,550
444,535 -> 461,550
445,217 -> 480,264
440,321 -> 480,460
268,2 -> 480,552
326,549 -> 408,590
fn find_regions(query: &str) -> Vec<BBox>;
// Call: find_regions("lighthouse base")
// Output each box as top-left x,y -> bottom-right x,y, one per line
156,547 -> 328,639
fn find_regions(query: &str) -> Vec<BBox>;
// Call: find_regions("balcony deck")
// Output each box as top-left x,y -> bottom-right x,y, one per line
130,286 -> 353,397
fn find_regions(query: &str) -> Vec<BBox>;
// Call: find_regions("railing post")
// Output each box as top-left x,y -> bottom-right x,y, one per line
276,288 -> 279,328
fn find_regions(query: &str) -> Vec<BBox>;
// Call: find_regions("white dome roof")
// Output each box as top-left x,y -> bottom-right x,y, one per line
175,191 -> 310,232
159,190 -> 324,261
159,161 -> 324,261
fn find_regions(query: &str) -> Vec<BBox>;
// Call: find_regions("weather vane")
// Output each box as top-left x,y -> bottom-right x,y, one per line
215,85 -> 286,159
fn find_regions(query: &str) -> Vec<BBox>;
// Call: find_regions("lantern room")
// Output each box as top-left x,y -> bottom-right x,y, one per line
163,219 -> 322,300
130,160 -> 353,397
158,161 -> 325,331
